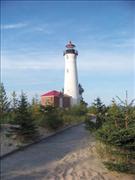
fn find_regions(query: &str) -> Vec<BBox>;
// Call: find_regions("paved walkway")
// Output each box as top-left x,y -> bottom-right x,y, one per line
1,124 -> 92,180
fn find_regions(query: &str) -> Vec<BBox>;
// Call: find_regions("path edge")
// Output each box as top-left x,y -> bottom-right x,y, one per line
0,122 -> 84,160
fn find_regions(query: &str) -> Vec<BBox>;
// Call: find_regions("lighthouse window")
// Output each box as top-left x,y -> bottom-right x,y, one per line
66,55 -> 68,59
67,69 -> 69,73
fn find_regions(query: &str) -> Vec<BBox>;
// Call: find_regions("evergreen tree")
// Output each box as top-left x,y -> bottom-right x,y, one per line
30,94 -> 41,123
10,91 -> 18,123
12,92 -> 38,142
85,98 -> 106,131
95,95 -> 135,173
93,97 -> 106,127
93,97 -> 105,113
78,83 -> 88,105
11,91 -> 18,110
0,83 -> 10,121
78,83 -> 84,100
106,99 -> 127,129
116,91 -> 135,128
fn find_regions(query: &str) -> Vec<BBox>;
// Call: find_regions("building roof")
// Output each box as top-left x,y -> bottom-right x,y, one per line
41,90 -> 71,97
41,90 -> 62,97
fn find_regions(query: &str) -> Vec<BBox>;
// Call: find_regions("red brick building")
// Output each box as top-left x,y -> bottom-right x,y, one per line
41,90 -> 71,108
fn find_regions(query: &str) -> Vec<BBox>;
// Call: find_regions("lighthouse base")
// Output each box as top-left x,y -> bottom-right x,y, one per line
70,97 -> 80,107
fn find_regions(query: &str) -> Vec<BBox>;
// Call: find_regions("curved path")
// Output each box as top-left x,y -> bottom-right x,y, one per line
1,124 -> 134,180
1,124 -> 92,180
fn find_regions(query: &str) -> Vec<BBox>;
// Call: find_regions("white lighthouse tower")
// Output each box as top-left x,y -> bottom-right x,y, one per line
64,41 -> 80,106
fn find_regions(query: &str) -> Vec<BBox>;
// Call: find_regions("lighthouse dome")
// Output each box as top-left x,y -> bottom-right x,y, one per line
66,41 -> 75,48
63,41 -> 78,56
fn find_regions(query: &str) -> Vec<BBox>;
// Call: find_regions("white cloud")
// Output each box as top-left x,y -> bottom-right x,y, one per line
1,55 -> 64,70
1,51 -> 134,74
78,51 -> 134,73
82,30 -> 135,49
33,26 -> 53,34
1,23 -> 28,30
111,38 -> 135,48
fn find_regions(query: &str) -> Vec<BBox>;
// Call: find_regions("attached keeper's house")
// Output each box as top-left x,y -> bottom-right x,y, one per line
41,90 -> 71,108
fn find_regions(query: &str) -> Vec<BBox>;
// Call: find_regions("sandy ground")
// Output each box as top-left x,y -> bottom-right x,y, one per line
41,142 -> 135,180
1,126 -> 56,156
4,141 -> 134,180
0,123 -> 78,156
1,124 -> 135,180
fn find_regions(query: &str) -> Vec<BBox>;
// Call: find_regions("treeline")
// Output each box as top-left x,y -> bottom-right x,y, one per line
0,83 -> 87,143
1,83 -> 135,174
85,96 -> 135,174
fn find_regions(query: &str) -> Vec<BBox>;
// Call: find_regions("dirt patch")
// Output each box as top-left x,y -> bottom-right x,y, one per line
43,143 -> 135,180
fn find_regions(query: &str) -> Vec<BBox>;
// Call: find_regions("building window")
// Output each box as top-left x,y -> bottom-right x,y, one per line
45,97 -> 52,105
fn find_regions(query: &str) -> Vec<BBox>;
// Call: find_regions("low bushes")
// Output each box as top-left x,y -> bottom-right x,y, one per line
86,97 -> 135,174
40,105 -> 63,131
62,104 -> 88,125
96,124 -> 135,174
39,104 -> 88,130
103,162 -> 135,174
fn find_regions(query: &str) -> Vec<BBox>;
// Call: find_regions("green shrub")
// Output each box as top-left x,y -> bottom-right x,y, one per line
87,95 -> 135,174
103,162 -> 135,174
85,118 -> 97,132
69,104 -> 88,116
62,114 -> 75,125
96,123 -> 135,151
61,104 -> 87,125
40,105 -> 63,131
86,98 -> 106,131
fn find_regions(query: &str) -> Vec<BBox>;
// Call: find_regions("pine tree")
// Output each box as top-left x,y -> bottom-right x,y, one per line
78,83 -> 88,106
10,91 -> 18,123
78,83 -> 84,100
85,98 -> 106,131
11,91 -> 18,110
30,94 -> 41,123
93,97 -> 106,128
0,83 -> 10,122
95,95 -> 135,173
13,92 -> 38,142
93,97 -> 105,113
116,91 -> 135,128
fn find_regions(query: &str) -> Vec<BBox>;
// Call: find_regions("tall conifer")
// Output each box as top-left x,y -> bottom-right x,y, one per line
0,83 -> 10,121
13,92 -> 38,142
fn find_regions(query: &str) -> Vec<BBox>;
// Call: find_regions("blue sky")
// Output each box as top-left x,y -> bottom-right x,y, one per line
1,1 -> 135,105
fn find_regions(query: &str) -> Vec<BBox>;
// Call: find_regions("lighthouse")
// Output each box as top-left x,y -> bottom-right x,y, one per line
63,41 -> 80,106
